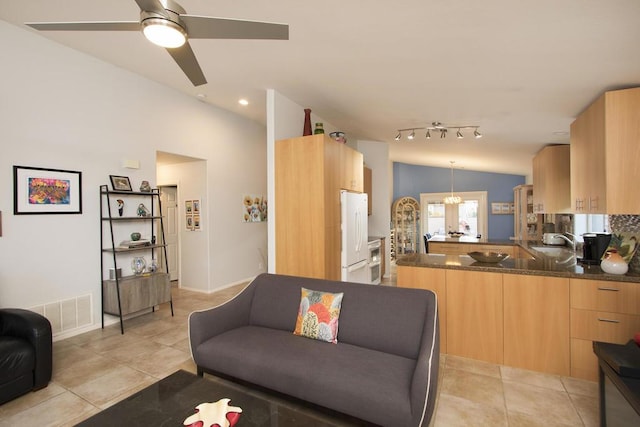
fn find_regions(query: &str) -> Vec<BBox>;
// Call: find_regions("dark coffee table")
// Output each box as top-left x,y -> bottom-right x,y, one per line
76,370 -> 373,426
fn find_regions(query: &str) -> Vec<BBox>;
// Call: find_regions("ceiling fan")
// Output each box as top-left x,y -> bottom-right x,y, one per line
25,0 -> 289,86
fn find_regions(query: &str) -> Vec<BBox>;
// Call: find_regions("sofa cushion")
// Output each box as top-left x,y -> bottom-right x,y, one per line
0,337 -> 34,383
194,326 -> 415,427
293,287 -> 343,343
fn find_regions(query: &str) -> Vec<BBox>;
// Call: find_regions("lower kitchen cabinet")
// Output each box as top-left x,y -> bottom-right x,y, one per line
446,270 -> 503,364
396,266 -> 447,353
503,274 -> 570,376
102,273 -> 171,316
570,278 -> 640,381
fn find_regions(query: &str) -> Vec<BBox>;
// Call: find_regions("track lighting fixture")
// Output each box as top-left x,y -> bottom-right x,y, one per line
394,122 -> 482,141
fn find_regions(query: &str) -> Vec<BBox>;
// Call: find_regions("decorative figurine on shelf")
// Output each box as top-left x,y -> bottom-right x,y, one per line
131,257 -> 146,275
137,203 -> 149,217
148,258 -> 158,273
117,199 -> 124,216
139,180 -> 151,192
130,232 -> 141,241
314,122 -> 324,134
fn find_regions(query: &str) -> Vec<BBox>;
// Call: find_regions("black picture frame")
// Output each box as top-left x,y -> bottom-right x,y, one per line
13,165 -> 83,215
109,175 -> 132,192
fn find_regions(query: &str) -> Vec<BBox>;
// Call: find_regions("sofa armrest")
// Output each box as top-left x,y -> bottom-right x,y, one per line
188,280 -> 256,355
0,308 -> 52,389
410,293 -> 440,427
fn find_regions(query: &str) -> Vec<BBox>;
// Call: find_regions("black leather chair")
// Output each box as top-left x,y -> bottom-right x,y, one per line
0,309 -> 52,405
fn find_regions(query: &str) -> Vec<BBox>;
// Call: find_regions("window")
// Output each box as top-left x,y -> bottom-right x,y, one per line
420,191 -> 488,238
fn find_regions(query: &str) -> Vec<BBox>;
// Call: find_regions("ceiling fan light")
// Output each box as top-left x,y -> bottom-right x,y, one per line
142,18 -> 187,48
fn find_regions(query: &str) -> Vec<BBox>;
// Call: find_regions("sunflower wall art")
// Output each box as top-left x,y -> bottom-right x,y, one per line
242,194 -> 267,222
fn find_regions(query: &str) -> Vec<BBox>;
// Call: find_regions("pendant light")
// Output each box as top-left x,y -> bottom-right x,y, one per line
444,161 -> 462,204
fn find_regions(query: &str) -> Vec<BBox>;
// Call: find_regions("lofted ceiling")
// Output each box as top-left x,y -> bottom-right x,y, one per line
2,0 -> 639,176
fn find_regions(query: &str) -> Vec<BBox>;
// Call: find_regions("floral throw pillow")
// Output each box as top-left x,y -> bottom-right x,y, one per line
293,287 -> 344,344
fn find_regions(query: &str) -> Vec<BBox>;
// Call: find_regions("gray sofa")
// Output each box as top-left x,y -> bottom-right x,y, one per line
189,273 -> 439,427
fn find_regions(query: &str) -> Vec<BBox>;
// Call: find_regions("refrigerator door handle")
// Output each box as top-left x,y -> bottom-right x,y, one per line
347,259 -> 368,273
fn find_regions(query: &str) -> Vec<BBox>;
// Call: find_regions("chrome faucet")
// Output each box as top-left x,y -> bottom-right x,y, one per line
553,233 -> 576,252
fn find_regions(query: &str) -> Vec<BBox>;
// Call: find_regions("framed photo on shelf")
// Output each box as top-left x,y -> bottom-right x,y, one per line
13,165 -> 83,215
109,175 -> 132,191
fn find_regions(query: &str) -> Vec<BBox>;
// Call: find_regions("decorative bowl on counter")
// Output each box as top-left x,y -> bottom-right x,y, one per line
467,251 -> 510,263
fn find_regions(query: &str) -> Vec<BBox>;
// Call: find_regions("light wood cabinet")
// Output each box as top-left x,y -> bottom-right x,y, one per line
396,266 -> 447,353
446,270 -> 503,364
570,278 -> 640,380
364,166 -> 372,215
103,273 -> 170,316
275,134 -> 363,280
570,87 -> 640,214
503,274 -> 570,376
532,145 -> 571,213
513,184 -> 542,241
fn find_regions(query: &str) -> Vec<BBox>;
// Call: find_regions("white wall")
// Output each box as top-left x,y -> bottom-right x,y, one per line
358,141 -> 393,277
0,21 -> 267,334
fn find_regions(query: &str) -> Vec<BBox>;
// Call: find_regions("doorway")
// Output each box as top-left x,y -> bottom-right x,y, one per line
159,186 -> 179,282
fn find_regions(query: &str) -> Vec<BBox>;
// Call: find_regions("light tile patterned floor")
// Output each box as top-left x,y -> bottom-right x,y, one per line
0,282 -> 599,426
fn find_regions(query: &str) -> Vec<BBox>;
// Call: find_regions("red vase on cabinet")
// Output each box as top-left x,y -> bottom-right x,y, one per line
303,108 -> 312,136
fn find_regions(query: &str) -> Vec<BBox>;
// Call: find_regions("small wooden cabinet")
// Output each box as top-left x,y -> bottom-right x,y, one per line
103,273 -> 170,316
532,145 -> 571,213
275,134 -> 363,280
570,87 -> 640,214
570,278 -> 640,381
503,274 -> 570,376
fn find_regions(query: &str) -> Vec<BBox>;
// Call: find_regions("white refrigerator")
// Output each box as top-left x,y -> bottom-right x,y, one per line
340,190 -> 370,284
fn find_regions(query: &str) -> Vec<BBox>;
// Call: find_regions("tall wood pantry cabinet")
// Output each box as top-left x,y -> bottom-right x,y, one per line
570,87 -> 640,214
275,134 -> 363,280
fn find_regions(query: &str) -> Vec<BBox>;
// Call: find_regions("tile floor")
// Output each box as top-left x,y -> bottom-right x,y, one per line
0,281 -> 599,427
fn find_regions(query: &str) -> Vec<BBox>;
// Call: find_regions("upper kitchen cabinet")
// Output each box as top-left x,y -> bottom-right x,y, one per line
570,87 -> 640,214
364,166 -> 372,215
275,134 -> 364,280
532,145 -> 571,213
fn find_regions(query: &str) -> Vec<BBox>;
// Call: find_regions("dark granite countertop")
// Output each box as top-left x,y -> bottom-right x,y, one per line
427,236 -> 514,245
397,240 -> 640,283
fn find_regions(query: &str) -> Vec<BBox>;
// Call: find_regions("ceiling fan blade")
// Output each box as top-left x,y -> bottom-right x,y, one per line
25,21 -> 140,31
180,15 -> 289,40
165,41 -> 207,86
134,0 -> 169,18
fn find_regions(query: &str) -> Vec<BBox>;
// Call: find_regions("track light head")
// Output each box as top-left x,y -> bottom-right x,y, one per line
408,130 -> 415,140
474,128 -> 483,139
426,130 -> 431,139
395,132 -> 401,141
456,129 -> 464,139
440,129 -> 447,138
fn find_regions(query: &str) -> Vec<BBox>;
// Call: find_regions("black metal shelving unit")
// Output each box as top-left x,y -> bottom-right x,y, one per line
100,185 -> 173,333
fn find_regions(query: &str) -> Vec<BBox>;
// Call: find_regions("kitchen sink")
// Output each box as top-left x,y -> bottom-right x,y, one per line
530,246 -> 569,256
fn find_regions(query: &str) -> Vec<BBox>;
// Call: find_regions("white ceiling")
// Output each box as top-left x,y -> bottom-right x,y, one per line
2,0 -> 639,176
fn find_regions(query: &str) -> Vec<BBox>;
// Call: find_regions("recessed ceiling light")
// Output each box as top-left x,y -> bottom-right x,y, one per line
238,99 -> 249,106
196,93 -> 207,101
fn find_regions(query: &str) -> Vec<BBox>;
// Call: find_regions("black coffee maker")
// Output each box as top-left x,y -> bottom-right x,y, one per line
582,233 -> 612,265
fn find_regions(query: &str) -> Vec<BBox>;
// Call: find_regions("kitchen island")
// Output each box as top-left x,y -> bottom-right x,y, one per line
396,242 -> 640,381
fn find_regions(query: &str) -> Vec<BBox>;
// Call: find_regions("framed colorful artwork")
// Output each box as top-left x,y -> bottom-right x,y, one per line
13,166 -> 82,215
